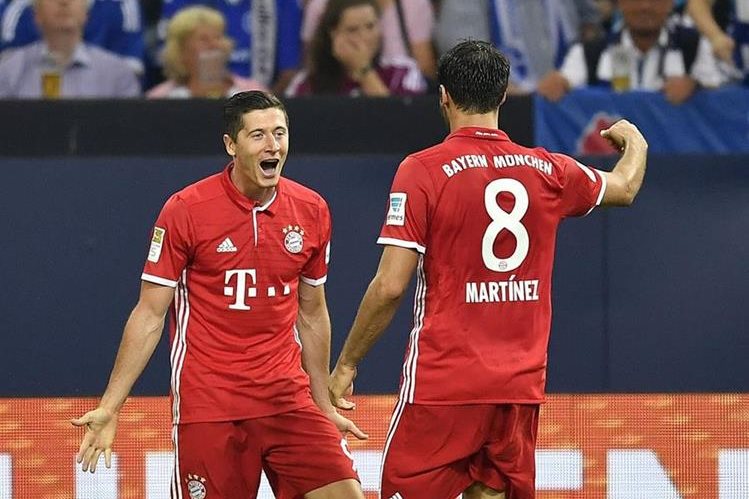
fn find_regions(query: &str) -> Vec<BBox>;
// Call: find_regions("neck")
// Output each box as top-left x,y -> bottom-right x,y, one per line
44,30 -> 81,64
629,30 -> 660,53
448,111 -> 499,133
230,165 -> 275,205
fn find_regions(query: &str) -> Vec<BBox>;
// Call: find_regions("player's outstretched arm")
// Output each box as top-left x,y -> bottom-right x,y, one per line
71,281 -> 174,472
329,246 -> 418,406
598,119 -> 649,207
297,282 -> 368,439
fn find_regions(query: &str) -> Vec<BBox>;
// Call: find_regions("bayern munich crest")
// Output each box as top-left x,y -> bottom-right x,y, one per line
283,224 -> 305,254
186,474 -> 207,499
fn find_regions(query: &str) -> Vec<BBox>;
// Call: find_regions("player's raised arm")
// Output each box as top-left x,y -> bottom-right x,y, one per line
71,281 -> 174,472
598,119 -> 649,207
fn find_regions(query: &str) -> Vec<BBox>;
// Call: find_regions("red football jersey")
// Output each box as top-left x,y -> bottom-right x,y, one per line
142,165 -> 332,424
379,127 -> 606,404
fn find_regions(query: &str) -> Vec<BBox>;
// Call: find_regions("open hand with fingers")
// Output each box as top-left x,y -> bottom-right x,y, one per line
326,363 -> 368,440
329,363 -> 357,411
332,32 -> 376,79
71,407 -> 119,473
327,410 -> 369,440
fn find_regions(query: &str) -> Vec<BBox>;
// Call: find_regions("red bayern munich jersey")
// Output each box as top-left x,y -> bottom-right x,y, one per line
379,127 -> 606,405
142,164 -> 331,424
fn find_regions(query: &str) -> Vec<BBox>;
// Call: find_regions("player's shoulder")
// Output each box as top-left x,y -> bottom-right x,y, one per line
168,171 -> 225,208
520,144 -> 575,174
408,141 -> 449,164
280,177 -> 327,210
529,144 -> 563,159
400,142 -> 452,175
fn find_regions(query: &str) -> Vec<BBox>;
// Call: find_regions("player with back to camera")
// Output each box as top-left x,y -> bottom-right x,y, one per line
329,40 -> 648,499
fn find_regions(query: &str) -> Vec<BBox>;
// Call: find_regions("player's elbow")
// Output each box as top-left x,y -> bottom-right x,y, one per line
605,189 -> 636,207
616,183 -> 638,206
371,275 -> 408,303
620,176 -> 645,206
129,301 -> 168,337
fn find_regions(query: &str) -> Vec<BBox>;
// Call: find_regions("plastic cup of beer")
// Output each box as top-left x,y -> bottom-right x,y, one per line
610,45 -> 630,92
41,69 -> 61,99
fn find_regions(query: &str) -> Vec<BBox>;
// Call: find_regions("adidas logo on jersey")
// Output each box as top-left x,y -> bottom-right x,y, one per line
216,237 -> 237,253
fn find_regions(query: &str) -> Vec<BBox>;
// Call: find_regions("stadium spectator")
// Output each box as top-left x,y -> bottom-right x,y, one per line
72,91 -> 366,499
0,0 -> 140,97
0,0 -> 144,75
301,0 -> 436,81
688,0 -> 749,84
285,0 -> 426,97
329,40 -> 648,499
433,0 -> 600,94
147,6 -> 266,98
537,0 -> 725,104
158,0 -> 303,94
593,0 -> 618,36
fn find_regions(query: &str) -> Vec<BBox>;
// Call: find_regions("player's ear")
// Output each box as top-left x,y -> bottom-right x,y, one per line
499,90 -> 507,108
223,133 -> 236,157
439,85 -> 449,108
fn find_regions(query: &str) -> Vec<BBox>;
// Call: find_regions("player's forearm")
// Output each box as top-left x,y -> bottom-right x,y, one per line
338,276 -> 403,368
688,0 -> 723,40
605,135 -> 648,206
99,306 -> 164,414
297,310 -> 335,413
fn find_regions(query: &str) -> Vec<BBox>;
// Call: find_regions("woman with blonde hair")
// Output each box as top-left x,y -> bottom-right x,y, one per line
147,6 -> 266,98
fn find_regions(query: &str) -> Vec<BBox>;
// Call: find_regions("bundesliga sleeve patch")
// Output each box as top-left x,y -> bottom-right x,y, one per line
147,227 -> 166,263
386,193 -> 407,226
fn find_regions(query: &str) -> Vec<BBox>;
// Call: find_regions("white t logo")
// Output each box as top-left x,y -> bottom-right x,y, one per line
224,269 -> 257,310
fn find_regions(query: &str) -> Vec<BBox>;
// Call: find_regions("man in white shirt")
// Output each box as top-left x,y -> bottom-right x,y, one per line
0,0 -> 139,98
538,0 -> 724,104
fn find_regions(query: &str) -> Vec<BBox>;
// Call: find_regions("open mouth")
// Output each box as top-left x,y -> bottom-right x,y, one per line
259,159 -> 280,177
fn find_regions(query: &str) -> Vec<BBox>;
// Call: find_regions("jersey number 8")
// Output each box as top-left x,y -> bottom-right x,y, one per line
481,178 -> 529,273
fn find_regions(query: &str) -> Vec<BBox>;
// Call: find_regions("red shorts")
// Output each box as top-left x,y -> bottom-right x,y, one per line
171,403 -> 359,499
381,403 -> 539,499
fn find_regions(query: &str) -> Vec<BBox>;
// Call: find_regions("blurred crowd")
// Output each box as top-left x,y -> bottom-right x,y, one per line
0,0 -> 746,100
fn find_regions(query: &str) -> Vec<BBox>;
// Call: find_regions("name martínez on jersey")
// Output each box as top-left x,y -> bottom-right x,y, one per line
466,276 -> 541,304
442,154 -> 552,178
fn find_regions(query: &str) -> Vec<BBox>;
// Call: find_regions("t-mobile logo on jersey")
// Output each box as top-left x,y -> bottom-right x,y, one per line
224,269 -> 291,310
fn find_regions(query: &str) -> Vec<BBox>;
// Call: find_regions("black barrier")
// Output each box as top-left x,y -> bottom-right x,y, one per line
0,95 -> 533,156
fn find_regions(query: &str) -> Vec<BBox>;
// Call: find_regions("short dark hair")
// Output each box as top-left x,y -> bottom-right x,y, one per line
437,40 -> 510,114
223,91 -> 288,140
